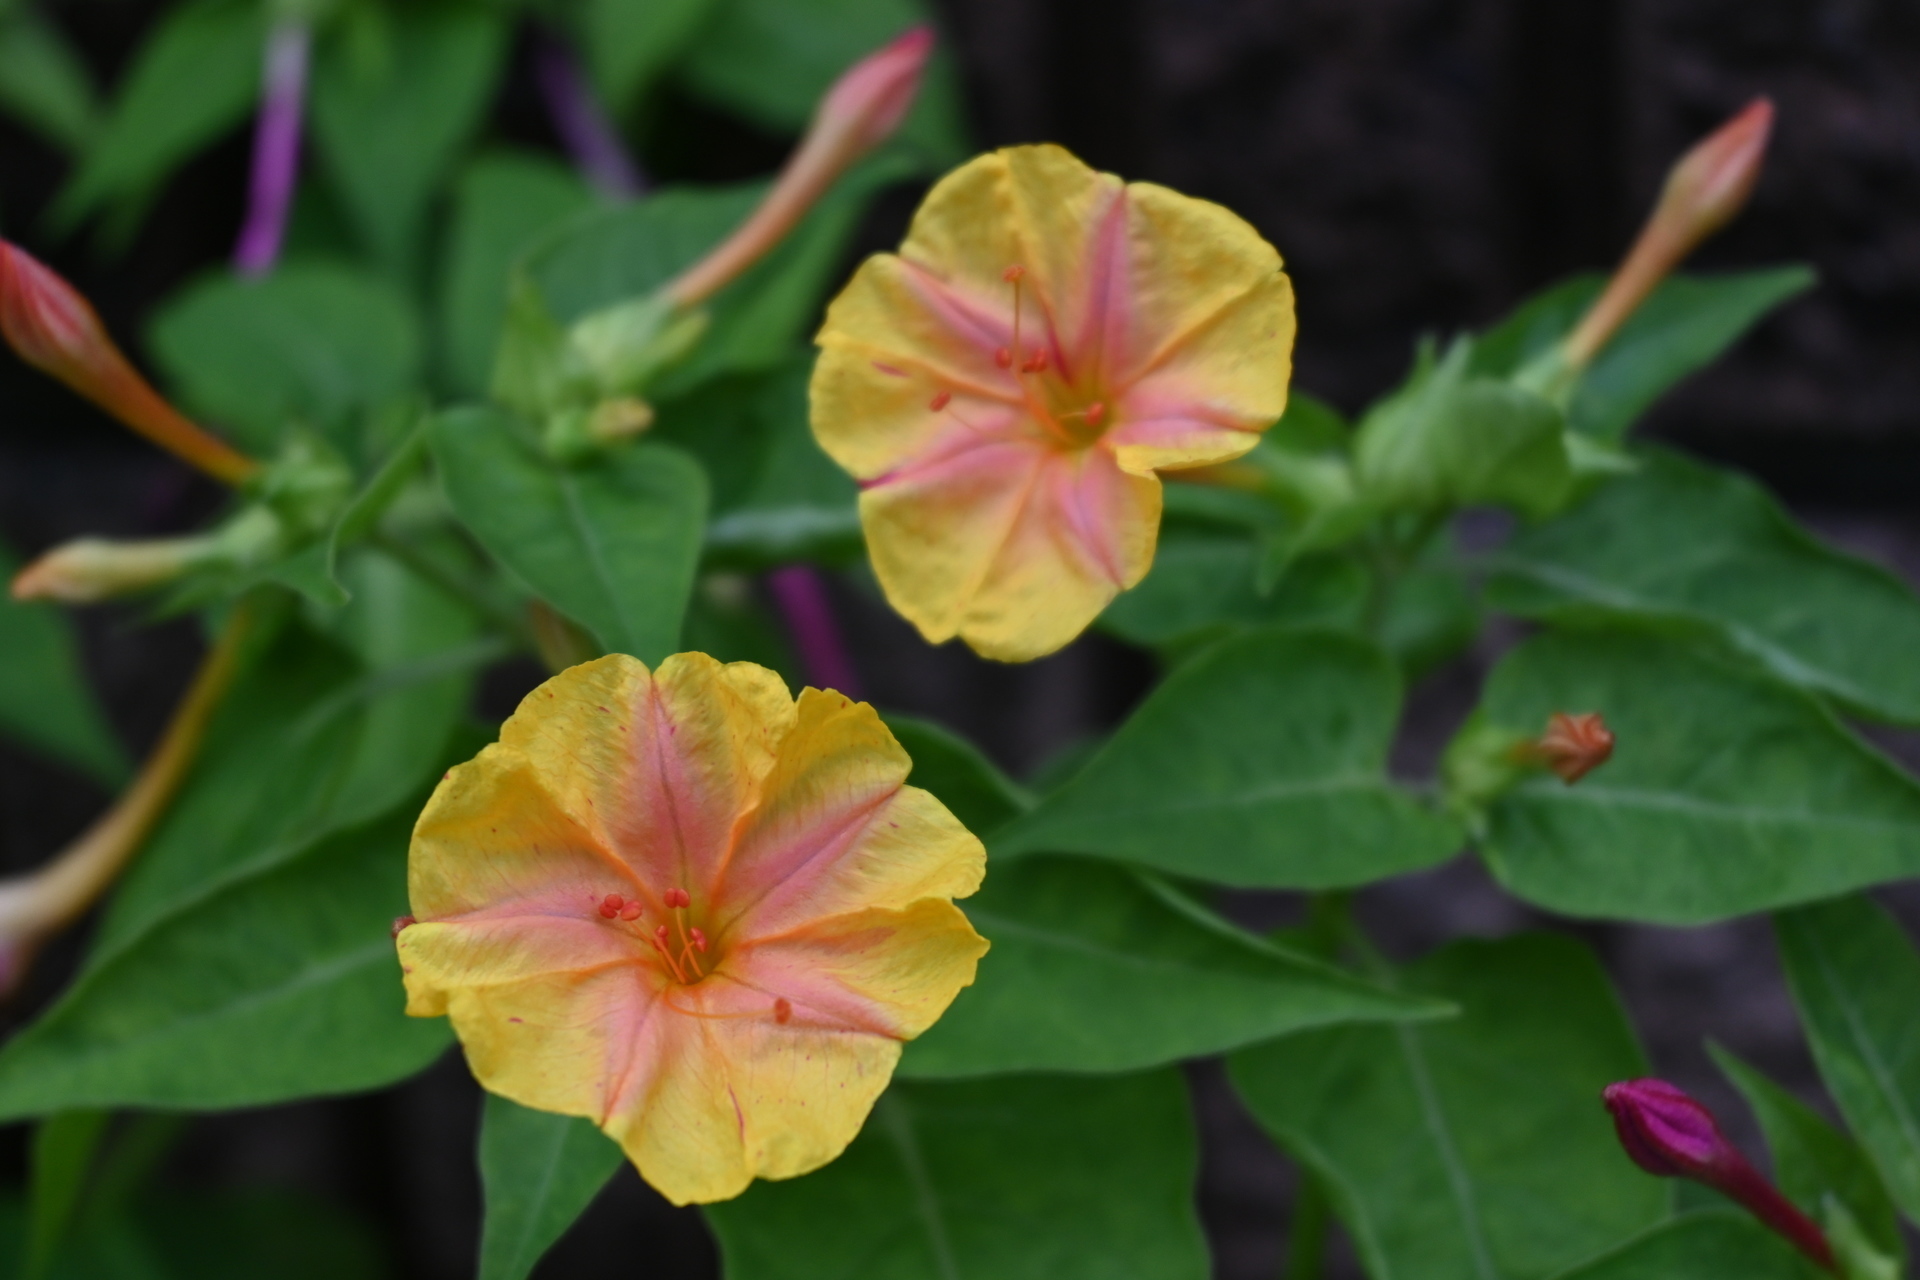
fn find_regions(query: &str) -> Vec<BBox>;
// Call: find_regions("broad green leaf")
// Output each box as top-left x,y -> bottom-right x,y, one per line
0,540 -> 127,785
1473,267 -> 1815,442
0,8 -> 97,151
900,855 -> 1446,1078
26,1109 -> 109,1276
1098,531 -> 1367,654
1544,1212 -> 1819,1280
706,1071 -> 1208,1280
583,0 -> 714,111
438,152 -> 594,396
680,0 -> 966,161
0,801 -> 451,1119
431,406 -> 707,662
310,2 -> 508,269
883,712 -> 1031,837
994,628 -> 1463,888
1473,630 -> 1920,923
1489,449 -> 1920,724
53,0 -> 261,228
525,157 -> 909,394
146,262 -> 423,456
1775,896 -> 1920,1226
477,1096 -> 624,1280
1709,1042 -> 1905,1265
1230,933 -> 1667,1280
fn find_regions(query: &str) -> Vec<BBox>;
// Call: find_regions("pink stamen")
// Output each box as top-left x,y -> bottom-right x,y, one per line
929,390 -> 951,412
664,887 -> 691,909
619,902 -> 643,921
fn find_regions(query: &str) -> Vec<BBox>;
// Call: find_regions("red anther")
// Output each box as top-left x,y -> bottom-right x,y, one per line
929,390 -> 952,412
603,893 -> 625,911
1084,401 -> 1107,426
994,347 -> 1013,369
1533,712 -> 1615,784
656,925 -> 671,942
619,903 -> 643,922
774,997 -> 793,1024
664,887 -> 691,909
1002,264 -> 1026,283
598,901 -> 619,919
690,927 -> 709,953
1021,350 -> 1049,374
390,915 -> 415,938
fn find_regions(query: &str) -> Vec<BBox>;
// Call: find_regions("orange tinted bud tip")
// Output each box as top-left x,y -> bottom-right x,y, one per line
820,25 -> 935,153
1656,97 -> 1774,246
391,915 -> 416,938
1531,711 -> 1615,784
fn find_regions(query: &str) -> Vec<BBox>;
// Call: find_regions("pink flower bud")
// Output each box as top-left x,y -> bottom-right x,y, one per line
1530,712 -> 1615,785
1603,1079 -> 1836,1272
0,240 -> 257,484
663,28 -> 934,308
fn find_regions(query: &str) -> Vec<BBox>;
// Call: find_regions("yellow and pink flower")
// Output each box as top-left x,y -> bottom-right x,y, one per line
397,653 -> 987,1205
811,144 -> 1296,661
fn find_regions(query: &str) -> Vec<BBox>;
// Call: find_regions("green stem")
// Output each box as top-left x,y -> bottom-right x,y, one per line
1284,1169 -> 1332,1280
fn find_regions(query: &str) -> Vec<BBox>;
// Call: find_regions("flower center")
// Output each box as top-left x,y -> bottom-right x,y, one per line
595,887 -> 713,985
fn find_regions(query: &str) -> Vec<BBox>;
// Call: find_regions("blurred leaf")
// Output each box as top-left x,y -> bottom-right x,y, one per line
438,152 -> 594,396
0,799 -> 451,1118
0,540 -> 128,786
26,1110 -> 108,1277
1473,267 -> 1815,442
431,406 -> 707,662
1544,1212 -> 1820,1280
582,0 -> 714,111
476,1096 -> 623,1280
900,855 -> 1447,1078
706,1071 -> 1208,1280
994,628 -> 1463,888
1099,531 -> 1367,654
1490,449 -> 1920,725
1472,630 -> 1920,923
310,2 -> 508,270
1775,895 -> 1920,1226
882,712 -> 1031,837
679,0 -> 966,161
1230,933 -> 1667,1280
1709,1042 -> 1905,1265
52,0 -> 261,229
146,262 -> 424,456
1354,339 -> 1572,518
136,1190 -> 389,1280
0,8 -> 97,152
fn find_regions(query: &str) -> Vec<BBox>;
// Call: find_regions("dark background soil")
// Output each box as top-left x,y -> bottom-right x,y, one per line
2,0 -> 1918,1275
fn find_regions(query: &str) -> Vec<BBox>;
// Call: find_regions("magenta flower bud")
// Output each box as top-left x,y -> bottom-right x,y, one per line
1603,1079 -> 1836,1272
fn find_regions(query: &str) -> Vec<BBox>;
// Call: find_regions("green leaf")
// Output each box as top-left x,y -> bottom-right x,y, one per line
0,800 -> 451,1119
477,1096 -> 624,1280
309,2 -> 508,270
883,712 -> 1031,838
1474,267 -> 1816,442
431,406 -> 708,662
1708,1042 -> 1905,1265
0,8 -> 97,152
582,0 -> 714,112
680,0 -> 966,161
438,152 -> 595,397
146,262 -> 424,457
1229,933 -> 1668,1280
993,628 -> 1463,888
52,0 -> 261,228
0,540 -> 128,785
900,855 -> 1446,1078
1489,449 -> 1920,724
1775,895 -> 1920,1227
1544,1212 -> 1820,1280
26,1109 -> 110,1277
1472,630 -> 1920,923
706,1071 -> 1209,1280
1098,531 -> 1368,654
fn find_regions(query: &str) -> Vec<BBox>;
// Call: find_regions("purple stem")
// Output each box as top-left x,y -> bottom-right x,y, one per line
767,566 -> 863,700
534,36 -> 644,200
233,21 -> 311,277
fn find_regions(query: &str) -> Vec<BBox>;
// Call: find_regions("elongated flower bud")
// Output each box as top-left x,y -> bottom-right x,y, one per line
663,27 -> 934,307
0,241 -> 257,484
1564,100 -> 1774,369
1519,711 -> 1615,784
11,535 -> 211,604
1603,1079 -> 1836,1272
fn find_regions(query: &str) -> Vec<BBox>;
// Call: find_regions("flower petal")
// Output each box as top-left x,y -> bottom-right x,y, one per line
712,691 -> 985,941
496,653 -> 795,902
